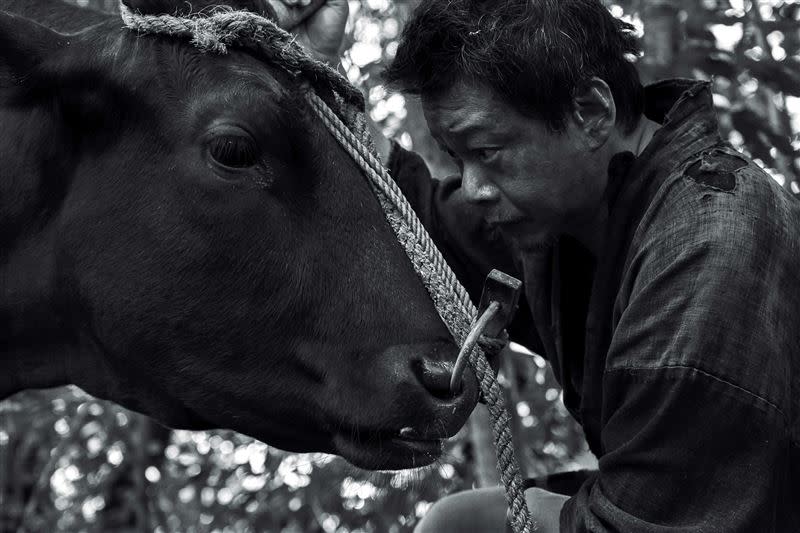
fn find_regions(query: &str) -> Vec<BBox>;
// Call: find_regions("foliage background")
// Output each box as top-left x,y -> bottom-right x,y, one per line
1,0 -> 798,532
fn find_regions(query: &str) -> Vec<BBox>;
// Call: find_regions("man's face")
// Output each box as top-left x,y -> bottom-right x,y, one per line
422,80 -> 609,253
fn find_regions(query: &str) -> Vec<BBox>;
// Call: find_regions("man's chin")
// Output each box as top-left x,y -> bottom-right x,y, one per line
510,233 -> 558,253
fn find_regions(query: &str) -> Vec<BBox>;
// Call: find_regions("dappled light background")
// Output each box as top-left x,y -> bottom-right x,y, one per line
1,0 -> 798,532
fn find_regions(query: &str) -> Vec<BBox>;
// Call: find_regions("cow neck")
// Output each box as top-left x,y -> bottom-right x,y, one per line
0,225 -> 72,399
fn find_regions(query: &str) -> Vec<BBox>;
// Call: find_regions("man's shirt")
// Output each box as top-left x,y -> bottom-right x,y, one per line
388,79 -> 800,532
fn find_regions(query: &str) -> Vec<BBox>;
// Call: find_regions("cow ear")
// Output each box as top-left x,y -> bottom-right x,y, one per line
121,0 -> 275,17
0,11 -> 67,84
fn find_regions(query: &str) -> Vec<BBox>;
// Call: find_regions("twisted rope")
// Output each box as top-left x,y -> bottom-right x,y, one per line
119,2 -> 363,108
118,3 -> 533,531
308,93 -> 533,533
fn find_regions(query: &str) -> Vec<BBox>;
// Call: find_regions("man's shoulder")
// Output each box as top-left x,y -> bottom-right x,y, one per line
612,146 -> 800,420
636,144 -> 800,259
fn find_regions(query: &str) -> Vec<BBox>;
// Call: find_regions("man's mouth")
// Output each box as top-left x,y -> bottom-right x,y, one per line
487,217 -> 527,232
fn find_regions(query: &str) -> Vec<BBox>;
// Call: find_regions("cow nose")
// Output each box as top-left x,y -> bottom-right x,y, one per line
414,358 -> 458,400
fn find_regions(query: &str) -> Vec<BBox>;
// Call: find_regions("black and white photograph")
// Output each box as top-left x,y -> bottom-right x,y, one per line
1,0 -> 799,531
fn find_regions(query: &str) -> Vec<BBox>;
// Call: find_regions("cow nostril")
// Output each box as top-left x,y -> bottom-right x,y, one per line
414,359 -> 459,400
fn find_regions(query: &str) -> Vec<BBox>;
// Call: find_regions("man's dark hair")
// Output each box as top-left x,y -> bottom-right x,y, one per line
384,0 -> 645,134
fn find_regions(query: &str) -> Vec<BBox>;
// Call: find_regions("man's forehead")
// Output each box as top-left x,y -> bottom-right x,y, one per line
421,81 -> 503,135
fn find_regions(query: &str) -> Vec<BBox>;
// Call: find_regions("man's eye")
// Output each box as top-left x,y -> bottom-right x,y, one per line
442,146 -> 459,160
475,148 -> 500,162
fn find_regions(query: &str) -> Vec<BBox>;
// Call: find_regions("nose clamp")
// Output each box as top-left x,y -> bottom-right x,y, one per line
450,269 -> 522,395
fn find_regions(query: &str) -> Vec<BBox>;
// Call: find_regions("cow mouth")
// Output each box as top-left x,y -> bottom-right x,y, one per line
332,426 -> 447,470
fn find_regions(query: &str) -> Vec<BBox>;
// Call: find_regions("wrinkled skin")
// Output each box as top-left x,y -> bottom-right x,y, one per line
422,79 -> 612,255
0,0 -> 479,470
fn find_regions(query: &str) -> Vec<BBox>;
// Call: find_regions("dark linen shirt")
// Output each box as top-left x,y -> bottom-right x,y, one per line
387,79 -> 800,532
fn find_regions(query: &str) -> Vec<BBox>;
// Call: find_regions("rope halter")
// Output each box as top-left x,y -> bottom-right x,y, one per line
117,3 -> 535,531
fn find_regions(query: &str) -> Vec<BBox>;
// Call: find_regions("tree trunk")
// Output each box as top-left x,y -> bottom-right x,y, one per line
636,0 -> 685,83
467,405 -> 502,487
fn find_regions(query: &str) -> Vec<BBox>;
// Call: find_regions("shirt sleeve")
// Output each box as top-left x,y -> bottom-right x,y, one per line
561,178 -> 791,532
386,142 -> 542,350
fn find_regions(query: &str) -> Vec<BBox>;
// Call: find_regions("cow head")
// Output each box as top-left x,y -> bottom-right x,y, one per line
0,1 -> 479,470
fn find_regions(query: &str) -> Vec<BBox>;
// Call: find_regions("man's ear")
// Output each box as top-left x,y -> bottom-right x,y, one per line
571,77 -> 616,150
0,11 -> 67,85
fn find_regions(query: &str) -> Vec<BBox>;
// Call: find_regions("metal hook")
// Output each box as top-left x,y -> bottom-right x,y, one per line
449,269 -> 523,396
449,301 -> 501,395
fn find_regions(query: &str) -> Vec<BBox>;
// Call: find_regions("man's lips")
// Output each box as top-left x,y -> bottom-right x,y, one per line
487,217 -> 527,231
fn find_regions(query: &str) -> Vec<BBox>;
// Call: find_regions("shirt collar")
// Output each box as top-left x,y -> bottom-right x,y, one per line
605,78 -> 721,212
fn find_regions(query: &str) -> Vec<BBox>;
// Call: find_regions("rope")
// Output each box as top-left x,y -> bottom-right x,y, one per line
118,2 -> 363,108
118,4 -> 533,531
307,92 -> 534,533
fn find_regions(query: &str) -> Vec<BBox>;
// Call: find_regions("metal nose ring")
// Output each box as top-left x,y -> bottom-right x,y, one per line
449,301 -> 501,395
448,269 -> 523,396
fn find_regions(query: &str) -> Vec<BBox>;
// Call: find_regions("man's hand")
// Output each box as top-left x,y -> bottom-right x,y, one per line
267,0 -> 393,164
266,0 -> 349,63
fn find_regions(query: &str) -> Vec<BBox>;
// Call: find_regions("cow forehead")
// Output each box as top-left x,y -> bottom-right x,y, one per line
80,24 -> 292,111
149,39 -> 291,103
177,51 -> 300,135
227,63 -> 286,95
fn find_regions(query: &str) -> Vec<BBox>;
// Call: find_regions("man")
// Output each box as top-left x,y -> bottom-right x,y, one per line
276,0 -> 800,531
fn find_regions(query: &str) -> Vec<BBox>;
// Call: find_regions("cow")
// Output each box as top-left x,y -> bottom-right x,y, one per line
0,0 -> 480,471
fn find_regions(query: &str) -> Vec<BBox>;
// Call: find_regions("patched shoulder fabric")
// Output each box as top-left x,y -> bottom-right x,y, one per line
682,147 -> 747,192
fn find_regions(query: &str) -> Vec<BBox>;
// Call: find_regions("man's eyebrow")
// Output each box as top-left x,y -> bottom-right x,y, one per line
446,111 -> 508,140
447,117 -> 490,135
433,128 -> 504,154
449,124 -> 509,148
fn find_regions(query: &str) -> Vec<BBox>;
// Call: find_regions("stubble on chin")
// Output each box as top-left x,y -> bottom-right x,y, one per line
512,233 -> 559,254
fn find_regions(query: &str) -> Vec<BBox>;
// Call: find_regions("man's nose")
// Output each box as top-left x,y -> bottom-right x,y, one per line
462,167 -> 500,205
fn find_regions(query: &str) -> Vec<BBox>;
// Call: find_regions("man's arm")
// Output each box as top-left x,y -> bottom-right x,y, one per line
267,0 -> 349,63
562,177 -> 792,532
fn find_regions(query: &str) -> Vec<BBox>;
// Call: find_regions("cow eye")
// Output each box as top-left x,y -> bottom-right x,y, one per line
207,134 -> 258,169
